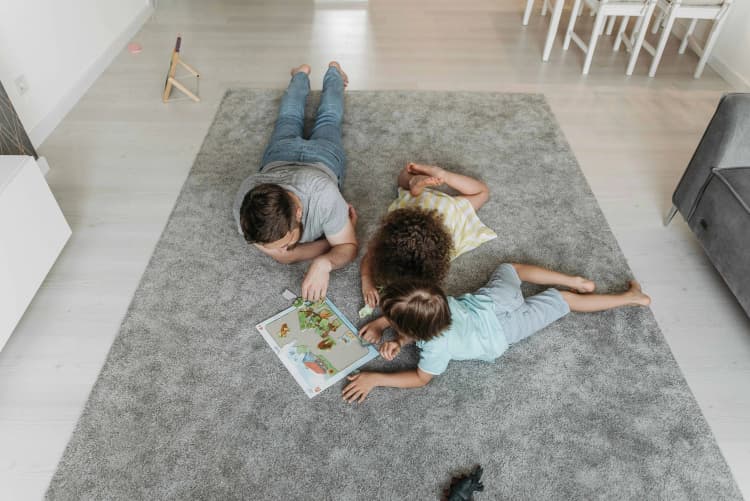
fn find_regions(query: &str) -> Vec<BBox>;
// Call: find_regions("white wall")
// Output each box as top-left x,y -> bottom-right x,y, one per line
0,0 -> 152,146
674,0 -> 750,89
708,0 -> 750,89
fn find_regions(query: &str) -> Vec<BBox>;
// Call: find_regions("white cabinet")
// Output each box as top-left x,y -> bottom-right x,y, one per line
0,155 -> 71,350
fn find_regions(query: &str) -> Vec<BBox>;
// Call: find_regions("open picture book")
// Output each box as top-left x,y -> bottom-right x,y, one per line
256,297 -> 379,398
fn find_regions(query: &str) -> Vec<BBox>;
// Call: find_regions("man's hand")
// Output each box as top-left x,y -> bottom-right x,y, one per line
359,320 -> 385,344
301,256 -> 332,301
379,341 -> 401,361
255,239 -> 331,265
342,372 -> 378,403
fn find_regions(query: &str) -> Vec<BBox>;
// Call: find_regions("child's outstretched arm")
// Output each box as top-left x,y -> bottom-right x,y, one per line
342,369 -> 433,403
404,162 -> 490,211
360,249 -> 379,307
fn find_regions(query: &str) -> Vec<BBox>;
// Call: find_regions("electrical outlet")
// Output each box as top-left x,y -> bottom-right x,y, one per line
15,75 -> 29,95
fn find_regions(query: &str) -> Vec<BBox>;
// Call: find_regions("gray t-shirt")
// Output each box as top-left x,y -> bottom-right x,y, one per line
233,162 -> 349,244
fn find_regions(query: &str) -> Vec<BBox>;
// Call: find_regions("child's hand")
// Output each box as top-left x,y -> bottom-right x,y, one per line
379,341 -> 401,361
362,283 -> 379,307
348,203 -> 358,227
359,321 -> 384,344
342,372 -> 378,402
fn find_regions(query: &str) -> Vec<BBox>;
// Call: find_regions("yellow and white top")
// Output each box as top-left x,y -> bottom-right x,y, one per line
387,188 -> 497,260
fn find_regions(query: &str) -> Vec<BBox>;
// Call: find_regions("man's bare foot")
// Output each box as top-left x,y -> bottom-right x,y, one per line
291,64 -> 311,76
570,276 -> 596,293
328,61 -> 349,87
408,175 -> 443,196
626,280 -> 651,306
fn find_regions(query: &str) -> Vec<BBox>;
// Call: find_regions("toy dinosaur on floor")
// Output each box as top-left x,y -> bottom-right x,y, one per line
443,465 -> 484,501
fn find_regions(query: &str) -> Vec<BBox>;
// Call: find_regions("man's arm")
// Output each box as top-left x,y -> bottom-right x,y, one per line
320,217 -> 359,270
255,204 -> 358,265
342,369 -> 434,402
301,215 -> 359,301
255,239 -> 331,264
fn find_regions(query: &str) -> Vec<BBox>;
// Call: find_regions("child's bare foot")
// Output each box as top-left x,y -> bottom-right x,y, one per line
408,162 -> 444,179
626,280 -> 651,306
328,61 -> 349,87
408,175 -> 443,196
291,64 -> 311,76
570,276 -> 596,293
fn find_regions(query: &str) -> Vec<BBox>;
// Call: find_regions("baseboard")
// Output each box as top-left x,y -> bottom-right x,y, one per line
671,20 -> 750,91
28,4 -> 154,147
706,54 -> 750,91
37,156 -> 50,177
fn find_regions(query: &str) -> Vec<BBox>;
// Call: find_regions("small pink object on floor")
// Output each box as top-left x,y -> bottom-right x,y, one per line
127,43 -> 142,54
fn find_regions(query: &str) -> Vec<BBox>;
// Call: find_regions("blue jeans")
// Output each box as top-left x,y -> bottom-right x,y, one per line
261,67 -> 347,187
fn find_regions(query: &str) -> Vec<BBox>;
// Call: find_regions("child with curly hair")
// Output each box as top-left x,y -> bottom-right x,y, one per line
343,263 -> 651,402
360,162 -> 496,307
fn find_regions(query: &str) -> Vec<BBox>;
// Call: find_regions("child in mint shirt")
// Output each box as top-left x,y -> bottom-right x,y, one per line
342,263 -> 651,402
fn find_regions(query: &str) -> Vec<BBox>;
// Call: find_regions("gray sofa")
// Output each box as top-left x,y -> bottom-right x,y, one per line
666,93 -> 750,317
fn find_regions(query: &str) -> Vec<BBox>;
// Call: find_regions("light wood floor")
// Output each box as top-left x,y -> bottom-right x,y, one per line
1,1 -> 749,499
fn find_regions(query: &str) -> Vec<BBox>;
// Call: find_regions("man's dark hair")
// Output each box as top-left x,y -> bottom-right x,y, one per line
370,207 -> 453,285
239,184 -> 295,244
380,281 -> 452,341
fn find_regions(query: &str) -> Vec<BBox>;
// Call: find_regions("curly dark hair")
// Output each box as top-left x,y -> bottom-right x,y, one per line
370,207 -> 453,285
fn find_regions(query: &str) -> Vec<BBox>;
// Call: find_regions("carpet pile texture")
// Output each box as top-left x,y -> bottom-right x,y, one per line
47,90 -> 741,500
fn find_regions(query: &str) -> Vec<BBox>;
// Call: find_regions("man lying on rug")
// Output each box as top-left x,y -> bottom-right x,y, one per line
343,263 -> 651,402
233,62 -> 357,301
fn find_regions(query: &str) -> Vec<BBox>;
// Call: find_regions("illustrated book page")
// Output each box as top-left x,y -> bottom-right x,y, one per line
256,297 -> 379,398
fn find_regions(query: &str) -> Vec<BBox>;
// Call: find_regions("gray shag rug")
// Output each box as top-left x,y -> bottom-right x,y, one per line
47,90 -> 742,500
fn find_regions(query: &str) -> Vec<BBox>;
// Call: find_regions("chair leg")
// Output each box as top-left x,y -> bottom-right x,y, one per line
679,18 -> 698,54
648,9 -> 677,77
626,1 -> 657,75
613,16 -> 630,51
606,15 -> 617,35
651,9 -> 664,34
542,0 -> 566,61
695,13 -> 727,78
542,0 -> 550,16
631,13 -> 646,45
664,204 -> 678,226
583,12 -> 607,74
564,0 -> 583,50
523,0 -> 535,25
578,1 -> 585,16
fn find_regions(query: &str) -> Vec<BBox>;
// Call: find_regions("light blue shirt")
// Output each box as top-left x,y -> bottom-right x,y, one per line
416,294 -> 508,375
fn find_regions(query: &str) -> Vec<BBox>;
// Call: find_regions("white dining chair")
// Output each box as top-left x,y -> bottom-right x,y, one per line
523,0 -> 552,25
524,0 -> 591,62
563,0 -> 658,75
644,0 -> 733,78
